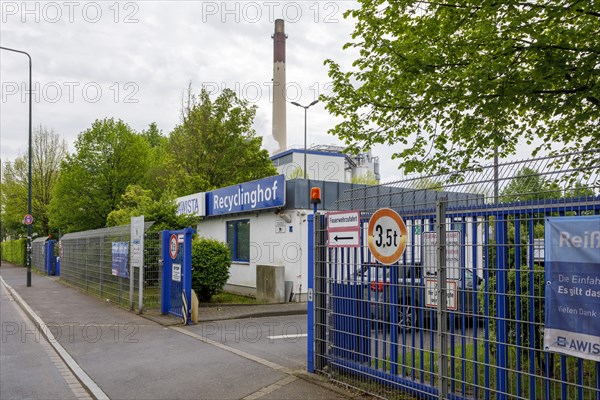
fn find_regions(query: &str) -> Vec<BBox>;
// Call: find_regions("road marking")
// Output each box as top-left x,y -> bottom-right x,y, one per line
267,333 -> 308,340
0,277 -> 109,400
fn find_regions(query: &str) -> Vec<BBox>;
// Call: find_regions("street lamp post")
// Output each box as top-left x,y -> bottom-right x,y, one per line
291,100 -> 318,179
1,46 -> 33,287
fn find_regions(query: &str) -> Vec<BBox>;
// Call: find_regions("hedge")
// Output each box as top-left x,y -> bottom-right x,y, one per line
1,239 -> 27,266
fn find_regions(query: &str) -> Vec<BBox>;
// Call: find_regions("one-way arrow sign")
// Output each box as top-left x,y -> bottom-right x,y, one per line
334,235 -> 353,241
327,210 -> 361,248
328,231 -> 360,247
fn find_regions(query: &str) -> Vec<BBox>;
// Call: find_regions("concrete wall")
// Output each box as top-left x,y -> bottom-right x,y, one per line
197,209 -> 310,298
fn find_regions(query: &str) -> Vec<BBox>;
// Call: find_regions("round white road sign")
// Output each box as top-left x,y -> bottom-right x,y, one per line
367,208 -> 407,265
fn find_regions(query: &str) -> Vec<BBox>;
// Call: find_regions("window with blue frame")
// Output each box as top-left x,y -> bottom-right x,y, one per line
226,220 -> 250,262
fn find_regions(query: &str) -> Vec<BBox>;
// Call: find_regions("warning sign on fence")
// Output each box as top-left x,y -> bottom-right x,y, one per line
425,278 -> 458,310
544,216 -> 600,362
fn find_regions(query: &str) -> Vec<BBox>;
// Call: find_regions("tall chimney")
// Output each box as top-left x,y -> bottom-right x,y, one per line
272,19 -> 287,153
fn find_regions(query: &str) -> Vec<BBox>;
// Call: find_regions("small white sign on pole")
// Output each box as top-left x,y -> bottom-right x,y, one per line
425,278 -> 458,310
130,216 -> 144,269
131,215 -> 144,313
423,230 -> 461,280
327,210 -> 361,248
172,263 -> 182,282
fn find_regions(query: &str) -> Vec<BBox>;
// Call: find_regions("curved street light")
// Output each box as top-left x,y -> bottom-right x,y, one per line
291,99 -> 319,180
1,46 -> 33,287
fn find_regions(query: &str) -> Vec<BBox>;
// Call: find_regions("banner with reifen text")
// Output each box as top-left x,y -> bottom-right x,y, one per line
544,216 -> 600,361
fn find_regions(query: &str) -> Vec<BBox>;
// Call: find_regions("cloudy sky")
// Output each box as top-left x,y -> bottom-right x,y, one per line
2,1 -> 413,178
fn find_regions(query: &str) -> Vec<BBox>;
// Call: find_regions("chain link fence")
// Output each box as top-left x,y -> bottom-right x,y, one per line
312,149 -> 600,399
59,223 -> 162,312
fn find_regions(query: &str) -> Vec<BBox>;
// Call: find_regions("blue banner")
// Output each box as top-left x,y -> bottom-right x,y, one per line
544,216 -> 600,361
112,242 -> 129,278
205,175 -> 285,216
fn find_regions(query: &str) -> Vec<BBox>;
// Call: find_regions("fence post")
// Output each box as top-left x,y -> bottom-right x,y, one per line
160,230 -> 170,315
129,243 -> 135,310
314,213 -> 328,371
307,213 -> 315,373
436,196 -> 448,399
495,214 -> 509,399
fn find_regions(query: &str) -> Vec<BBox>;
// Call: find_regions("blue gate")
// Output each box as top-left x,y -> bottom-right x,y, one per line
161,228 -> 194,324
44,239 -> 56,275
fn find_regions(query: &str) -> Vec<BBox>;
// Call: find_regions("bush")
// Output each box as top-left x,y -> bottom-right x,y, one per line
479,264 -> 546,366
191,238 -> 231,302
1,239 -> 27,266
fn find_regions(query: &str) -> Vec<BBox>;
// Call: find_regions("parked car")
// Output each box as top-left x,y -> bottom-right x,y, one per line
364,265 -> 482,329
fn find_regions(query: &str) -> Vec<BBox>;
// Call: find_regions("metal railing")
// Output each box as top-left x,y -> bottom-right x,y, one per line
311,150 -> 600,399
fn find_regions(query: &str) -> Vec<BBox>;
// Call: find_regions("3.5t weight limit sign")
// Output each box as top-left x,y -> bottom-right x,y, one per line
368,208 -> 407,265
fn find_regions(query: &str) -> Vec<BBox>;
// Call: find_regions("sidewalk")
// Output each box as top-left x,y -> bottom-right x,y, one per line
0,264 -> 358,400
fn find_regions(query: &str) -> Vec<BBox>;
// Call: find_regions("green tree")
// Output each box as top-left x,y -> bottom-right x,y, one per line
140,123 -> 177,198
500,167 -> 562,203
168,86 -> 277,194
106,184 -> 198,231
49,118 -> 150,233
351,171 -> 379,185
1,160 -> 27,238
287,167 -> 305,179
1,126 -> 66,238
323,1 -> 600,174
409,177 -> 442,191
141,122 -> 166,149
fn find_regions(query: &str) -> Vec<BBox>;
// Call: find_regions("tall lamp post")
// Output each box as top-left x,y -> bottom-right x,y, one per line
1,46 -> 33,287
291,100 -> 318,179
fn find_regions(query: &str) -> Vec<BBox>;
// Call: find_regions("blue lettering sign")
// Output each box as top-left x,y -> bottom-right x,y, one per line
206,175 -> 285,216
544,216 -> 600,362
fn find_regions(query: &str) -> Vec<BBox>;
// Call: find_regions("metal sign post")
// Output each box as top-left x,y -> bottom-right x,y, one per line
131,216 -> 144,313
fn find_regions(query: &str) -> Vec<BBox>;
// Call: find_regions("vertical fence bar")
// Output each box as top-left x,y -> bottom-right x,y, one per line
315,214 -> 327,371
307,214 -> 315,373
495,213 -> 509,399
436,197 -> 448,399
528,217 -> 536,400
484,216 -> 491,400
472,215 -> 480,399
515,217 -> 522,398
390,260 -> 399,377
160,230 -> 170,315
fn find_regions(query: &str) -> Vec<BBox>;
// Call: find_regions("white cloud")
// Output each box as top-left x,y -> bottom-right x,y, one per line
0,0 -> 412,182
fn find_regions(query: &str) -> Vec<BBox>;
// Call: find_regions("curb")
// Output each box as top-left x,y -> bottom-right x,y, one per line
0,276 -> 109,400
293,371 -> 370,400
201,307 -> 308,322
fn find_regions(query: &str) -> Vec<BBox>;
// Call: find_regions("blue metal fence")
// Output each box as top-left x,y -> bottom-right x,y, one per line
310,152 -> 600,400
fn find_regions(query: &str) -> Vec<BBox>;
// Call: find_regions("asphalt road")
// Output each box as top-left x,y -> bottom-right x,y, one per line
0,283 -> 91,400
186,314 -> 309,371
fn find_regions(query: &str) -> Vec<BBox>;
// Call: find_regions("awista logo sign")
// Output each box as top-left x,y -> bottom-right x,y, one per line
206,175 -> 286,216
175,192 -> 206,217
